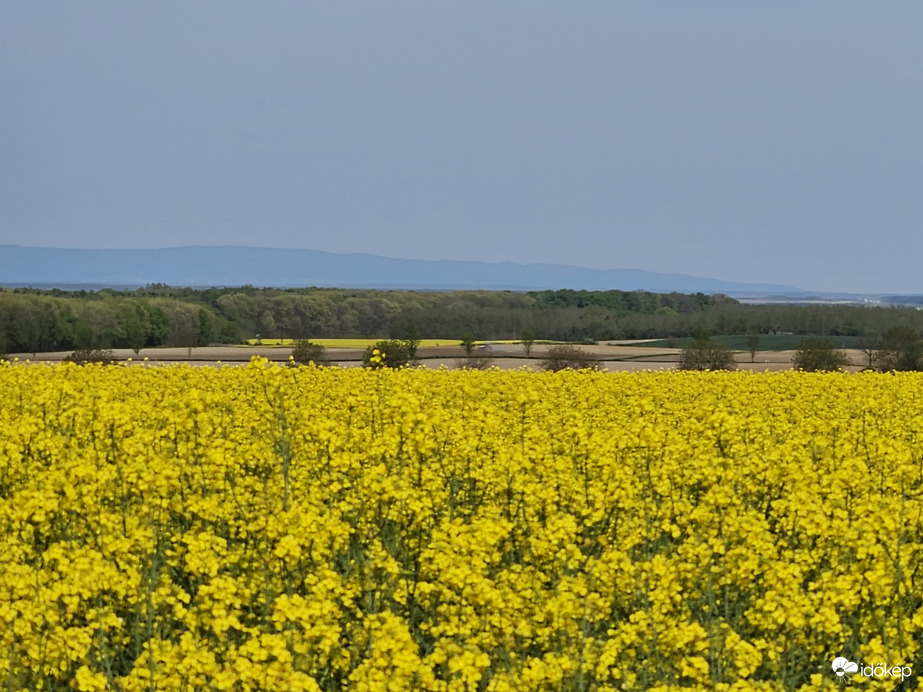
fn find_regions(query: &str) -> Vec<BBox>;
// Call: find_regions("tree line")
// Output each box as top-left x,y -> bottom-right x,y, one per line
3,284 -> 923,357
678,325 -> 923,373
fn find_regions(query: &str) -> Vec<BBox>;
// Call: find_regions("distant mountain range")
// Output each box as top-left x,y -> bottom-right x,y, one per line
0,245 -> 809,297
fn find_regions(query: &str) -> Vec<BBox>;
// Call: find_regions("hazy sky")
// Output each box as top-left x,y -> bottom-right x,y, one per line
2,2 -> 922,293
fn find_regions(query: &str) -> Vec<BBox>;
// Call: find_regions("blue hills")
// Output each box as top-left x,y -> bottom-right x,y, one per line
0,245 -> 808,297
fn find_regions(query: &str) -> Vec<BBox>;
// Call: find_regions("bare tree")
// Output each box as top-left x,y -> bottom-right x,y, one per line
873,326 -> 922,372
856,334 -> 879,370
521,329 -> 535,357
746,334 -> 760,363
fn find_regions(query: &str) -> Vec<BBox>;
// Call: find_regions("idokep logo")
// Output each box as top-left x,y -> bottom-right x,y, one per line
832,657 -> 912,682
832,658 -> 858,677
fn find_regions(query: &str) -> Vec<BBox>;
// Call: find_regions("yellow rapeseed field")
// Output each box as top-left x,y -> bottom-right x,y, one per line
1,360 -> 921,691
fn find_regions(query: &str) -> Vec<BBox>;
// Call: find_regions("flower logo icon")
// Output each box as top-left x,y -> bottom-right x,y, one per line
833,657 -> 859,677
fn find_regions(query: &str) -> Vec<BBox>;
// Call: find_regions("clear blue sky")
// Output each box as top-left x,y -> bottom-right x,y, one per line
2,2 -> 922,293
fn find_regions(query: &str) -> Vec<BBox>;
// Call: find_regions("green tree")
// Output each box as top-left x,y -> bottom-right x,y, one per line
71,317 -> 95,350
792,337 -> 849,372
118,303 -> 148,354
147,305 -> 169,346
158,301 -> 200,358
460,332 -> 476,356
362,339 -> 412,369
37,302 -> 60,353
6,300 -> 41,356
197,309 -> 214,347
402,323 -> 421,360
291,339 -> 327,366
258,310 -> 277,341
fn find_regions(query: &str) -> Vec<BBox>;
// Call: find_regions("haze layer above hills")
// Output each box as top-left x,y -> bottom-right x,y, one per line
0,246 -> 807,297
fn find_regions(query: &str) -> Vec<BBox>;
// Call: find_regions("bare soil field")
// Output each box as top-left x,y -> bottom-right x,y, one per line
7,341 -> 868,372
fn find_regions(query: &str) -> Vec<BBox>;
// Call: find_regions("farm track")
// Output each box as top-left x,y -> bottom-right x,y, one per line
7,343 -> 869,372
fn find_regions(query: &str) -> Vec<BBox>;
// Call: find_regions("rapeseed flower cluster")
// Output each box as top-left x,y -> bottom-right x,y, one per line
1,359 -> 921,690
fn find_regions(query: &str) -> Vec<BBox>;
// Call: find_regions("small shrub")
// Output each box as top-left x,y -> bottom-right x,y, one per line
679,334 -> 736,371
291,339 -> 327,366
792,338 -> 849,372
539,344 -> 598,372
363,340 -> 412,369
456,354 -> 494,370
64,349 -> 118,365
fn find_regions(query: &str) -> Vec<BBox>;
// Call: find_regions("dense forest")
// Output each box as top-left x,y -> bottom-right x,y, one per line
2,285 -> 923,355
